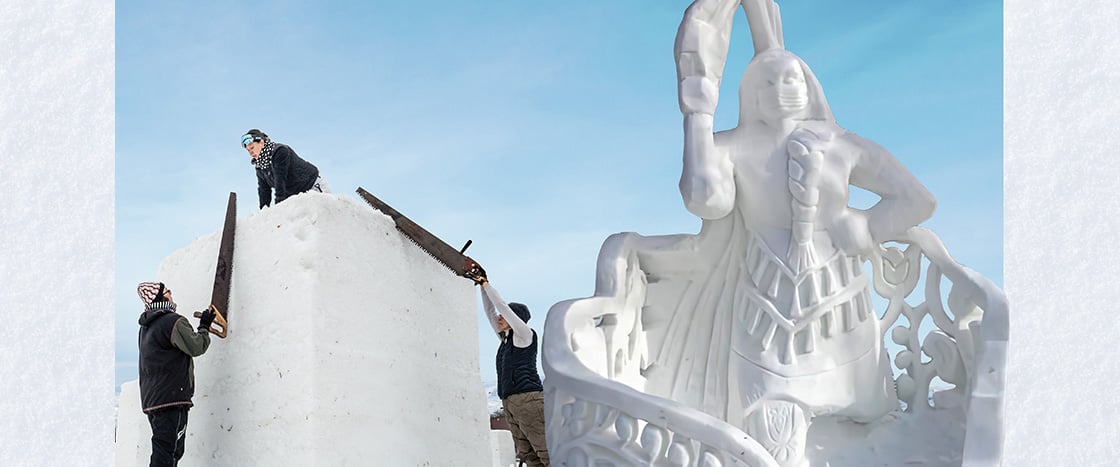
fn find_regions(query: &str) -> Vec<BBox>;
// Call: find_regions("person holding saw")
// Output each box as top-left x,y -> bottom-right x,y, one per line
136,281 -> 218,466
469,262 -> 549,466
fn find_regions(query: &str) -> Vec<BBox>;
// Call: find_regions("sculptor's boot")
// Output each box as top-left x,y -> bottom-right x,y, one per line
744,400 -> 810,467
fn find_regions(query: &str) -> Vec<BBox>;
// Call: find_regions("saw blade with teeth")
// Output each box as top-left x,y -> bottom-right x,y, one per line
356,187 -> 476,277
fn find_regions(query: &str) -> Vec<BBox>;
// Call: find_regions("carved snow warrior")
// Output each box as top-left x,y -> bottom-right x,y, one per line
652,0 -> 937,464
541,1 -> 1006,466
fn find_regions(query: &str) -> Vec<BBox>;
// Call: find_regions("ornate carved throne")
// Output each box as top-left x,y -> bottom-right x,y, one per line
541,227 -> 1007,466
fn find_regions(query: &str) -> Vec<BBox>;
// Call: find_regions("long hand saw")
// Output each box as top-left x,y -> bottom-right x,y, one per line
356,187 -> 484,280
193,192 -> 235,338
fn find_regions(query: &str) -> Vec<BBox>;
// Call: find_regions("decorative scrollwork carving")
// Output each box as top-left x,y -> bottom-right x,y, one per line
549,390 -> 769,466
874,229 -> 996,411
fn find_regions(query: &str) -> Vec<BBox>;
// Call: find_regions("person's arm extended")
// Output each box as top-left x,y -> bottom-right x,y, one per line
272,145 -> 294,203
257,169 -> 272,209
170,317 -> 211,357
480,284 -> 502,337
482,282 -> 532,348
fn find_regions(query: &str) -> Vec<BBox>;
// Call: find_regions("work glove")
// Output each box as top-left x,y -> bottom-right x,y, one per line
197,307 -> 217,332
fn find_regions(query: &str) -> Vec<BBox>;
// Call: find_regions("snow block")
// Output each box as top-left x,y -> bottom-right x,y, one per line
489,430 -> 516,467
117,192 -> 490,466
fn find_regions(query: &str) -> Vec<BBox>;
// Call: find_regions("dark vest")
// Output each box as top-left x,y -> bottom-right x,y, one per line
496,329 -> 543,399
138,311 -> 194,412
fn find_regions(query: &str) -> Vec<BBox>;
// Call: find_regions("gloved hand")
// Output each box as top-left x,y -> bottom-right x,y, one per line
472,263 -> 487,284
197,307 -> 217,332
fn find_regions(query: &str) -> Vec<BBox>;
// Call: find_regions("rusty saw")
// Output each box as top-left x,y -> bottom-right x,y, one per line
193,192 -> 235,338
356,187 -> 484,280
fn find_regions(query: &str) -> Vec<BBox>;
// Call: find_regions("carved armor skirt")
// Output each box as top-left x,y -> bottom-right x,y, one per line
726,231 -> 896,424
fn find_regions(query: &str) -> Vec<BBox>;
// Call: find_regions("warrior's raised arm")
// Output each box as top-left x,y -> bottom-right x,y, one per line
675,0 -> 739,219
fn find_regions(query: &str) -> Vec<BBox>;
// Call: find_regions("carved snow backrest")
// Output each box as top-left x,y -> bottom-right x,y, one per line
872,227 -> 1008,464
541,226 -> 1007,466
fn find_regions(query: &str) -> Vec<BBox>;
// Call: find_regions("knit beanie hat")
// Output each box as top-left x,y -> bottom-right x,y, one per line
509,302 -> 531,323
137,281 -> 165,306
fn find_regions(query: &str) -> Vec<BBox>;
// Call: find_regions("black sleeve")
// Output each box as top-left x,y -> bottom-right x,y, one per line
257,169 -> 272,209
272,145 -> 293,203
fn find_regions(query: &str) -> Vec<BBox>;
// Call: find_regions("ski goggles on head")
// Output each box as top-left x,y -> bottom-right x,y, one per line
241,134 -> 261,147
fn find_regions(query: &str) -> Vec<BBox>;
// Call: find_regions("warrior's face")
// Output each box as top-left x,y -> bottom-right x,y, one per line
756,56 -> 809,121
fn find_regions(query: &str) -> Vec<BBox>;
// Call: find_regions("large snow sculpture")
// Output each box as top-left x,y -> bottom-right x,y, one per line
541,1 -> 1007,466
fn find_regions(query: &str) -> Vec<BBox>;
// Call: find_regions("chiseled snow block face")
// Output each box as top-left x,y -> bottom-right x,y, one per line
115,381 -> 147,466
118,193 -> 490,466
489,430 -> 516,467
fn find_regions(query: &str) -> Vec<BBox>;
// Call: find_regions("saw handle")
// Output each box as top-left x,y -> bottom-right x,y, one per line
463,256 -> 487,284
193,305 -> 229,339
459,241 -> 486,284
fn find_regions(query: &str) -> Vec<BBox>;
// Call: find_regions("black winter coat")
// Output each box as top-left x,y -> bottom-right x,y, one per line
138,310 -> 194,413
256,143 -> 320,208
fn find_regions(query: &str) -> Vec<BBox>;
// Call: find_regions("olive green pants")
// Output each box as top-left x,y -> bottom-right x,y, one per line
502,391 -> 549,467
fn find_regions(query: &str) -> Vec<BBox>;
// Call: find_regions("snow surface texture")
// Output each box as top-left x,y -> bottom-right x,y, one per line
116,193 -> 491,466
1004,1 -> 1120,465
490,430 -> 516,467
0,2 -> 115,466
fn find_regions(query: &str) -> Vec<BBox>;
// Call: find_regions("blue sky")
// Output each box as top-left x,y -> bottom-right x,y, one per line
116,1 -> 1002,389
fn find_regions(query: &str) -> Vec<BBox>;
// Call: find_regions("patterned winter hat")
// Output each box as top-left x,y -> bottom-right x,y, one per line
137,281 -> 166,306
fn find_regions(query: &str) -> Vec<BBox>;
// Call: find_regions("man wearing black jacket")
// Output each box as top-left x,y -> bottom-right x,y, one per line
241,129 -> 331,209
136,281 -> 216,466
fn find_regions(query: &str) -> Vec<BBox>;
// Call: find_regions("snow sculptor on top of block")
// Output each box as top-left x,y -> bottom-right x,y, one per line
540,1 -> 1007,466
117,192 -> 492,467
